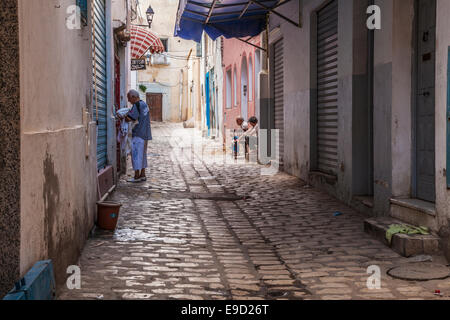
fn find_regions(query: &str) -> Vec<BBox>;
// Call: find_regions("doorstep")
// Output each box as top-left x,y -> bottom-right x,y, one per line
364,217 -> 441,257
350,196 -> 374,217
390,198 -> 438,232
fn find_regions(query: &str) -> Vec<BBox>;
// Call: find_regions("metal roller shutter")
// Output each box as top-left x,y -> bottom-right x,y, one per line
317,0 -> 338,174
273,39 -> 284,164
92,0 -> 108,170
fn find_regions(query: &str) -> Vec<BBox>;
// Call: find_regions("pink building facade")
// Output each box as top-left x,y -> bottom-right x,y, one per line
222,37 -> 262,140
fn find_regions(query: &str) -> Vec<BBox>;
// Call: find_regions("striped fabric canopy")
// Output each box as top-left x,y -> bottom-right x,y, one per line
130,26 -> 165,59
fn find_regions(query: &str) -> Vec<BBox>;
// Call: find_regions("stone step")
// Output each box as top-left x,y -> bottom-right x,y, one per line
364,217 -> 441,258
390,198 -> 438,233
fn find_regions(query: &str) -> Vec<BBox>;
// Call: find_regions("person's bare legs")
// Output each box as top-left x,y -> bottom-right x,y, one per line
140,140 -> 148,180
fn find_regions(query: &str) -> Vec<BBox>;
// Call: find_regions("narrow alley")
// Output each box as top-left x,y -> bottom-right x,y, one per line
5,0 -> 450,306
58,123 -> 450,300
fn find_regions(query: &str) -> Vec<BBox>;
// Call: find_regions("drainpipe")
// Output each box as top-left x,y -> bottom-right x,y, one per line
180,69 -> 184,121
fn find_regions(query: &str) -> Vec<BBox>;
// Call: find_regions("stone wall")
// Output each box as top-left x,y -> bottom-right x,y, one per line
0,0 -> 20,297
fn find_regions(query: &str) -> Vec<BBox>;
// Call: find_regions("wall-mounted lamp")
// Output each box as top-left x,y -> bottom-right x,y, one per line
133,5 -> 155,29
146,5 -> 155,29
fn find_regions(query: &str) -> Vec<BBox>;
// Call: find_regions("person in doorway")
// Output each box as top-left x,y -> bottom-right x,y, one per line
125,89 -> 152,183
239,116 -> 259,161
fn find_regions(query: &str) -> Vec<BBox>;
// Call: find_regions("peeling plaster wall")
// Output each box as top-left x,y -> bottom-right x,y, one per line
268,0 -> 312,181
373,0 -> 395,216
0,0 -> 20,297
18,0 -> 98,289
435,0 -> 450,228
373,0 -> 417,216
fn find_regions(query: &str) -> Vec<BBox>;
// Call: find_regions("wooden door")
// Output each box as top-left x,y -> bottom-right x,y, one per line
146,93 -> 163,122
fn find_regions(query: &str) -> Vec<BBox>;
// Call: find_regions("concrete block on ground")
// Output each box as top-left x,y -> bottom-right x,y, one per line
364,218 -> 442,258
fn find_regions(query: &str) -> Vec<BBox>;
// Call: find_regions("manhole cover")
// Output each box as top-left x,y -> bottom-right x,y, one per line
387,263 -> 450,281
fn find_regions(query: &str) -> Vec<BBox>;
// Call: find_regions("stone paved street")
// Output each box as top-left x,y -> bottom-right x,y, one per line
58,123 -> 450,300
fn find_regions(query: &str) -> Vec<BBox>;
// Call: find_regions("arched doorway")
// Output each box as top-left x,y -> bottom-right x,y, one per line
241,56 -> 248,120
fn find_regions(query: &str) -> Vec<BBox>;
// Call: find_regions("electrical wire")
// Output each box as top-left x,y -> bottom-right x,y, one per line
162,53 -> 201,60
139,81 -> 183,88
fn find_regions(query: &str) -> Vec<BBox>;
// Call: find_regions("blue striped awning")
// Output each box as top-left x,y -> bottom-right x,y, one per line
174,0 -> 284,42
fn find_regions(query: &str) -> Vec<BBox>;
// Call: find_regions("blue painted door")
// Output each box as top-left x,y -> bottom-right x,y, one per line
92,0 -> 108,170
205,72 -> 211,136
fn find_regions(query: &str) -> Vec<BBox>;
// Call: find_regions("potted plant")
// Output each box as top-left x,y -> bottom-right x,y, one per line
139,84 -> 147,93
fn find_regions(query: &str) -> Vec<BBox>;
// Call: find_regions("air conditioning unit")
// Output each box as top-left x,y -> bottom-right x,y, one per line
151,53 -> 170,66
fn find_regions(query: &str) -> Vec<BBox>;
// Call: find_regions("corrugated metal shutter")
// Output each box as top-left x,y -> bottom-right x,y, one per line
92,0 -> 108,169
273,39 -> 284,164
317,0 -> 338,174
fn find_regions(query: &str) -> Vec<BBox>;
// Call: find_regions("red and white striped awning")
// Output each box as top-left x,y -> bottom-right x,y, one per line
130,26 -> 165,59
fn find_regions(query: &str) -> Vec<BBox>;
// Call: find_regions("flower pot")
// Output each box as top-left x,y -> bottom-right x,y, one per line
97,201 -> 122,231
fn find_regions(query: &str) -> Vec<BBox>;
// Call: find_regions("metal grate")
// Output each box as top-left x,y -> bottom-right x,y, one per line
92,0 -> 108,170
273,39 -> 284,164
316,0 -> 339,175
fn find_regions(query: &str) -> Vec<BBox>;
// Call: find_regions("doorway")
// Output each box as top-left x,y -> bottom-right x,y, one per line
146,93 -> 163,122
206,72 -> 211,135
413,0 -> 436,203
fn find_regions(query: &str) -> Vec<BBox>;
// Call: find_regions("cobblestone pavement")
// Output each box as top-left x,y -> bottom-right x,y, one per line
59,123 -> 450,300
